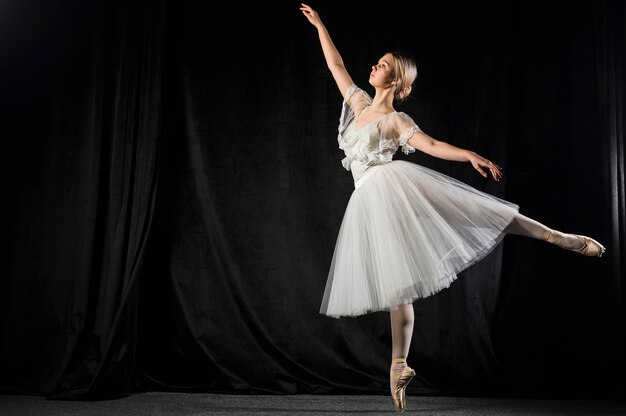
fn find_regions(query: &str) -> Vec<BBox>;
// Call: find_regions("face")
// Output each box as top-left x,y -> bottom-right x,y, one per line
369,53 -> 396,88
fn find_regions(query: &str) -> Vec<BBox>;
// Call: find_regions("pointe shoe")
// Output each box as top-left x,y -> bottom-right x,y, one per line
391,360 -> 416,412
544,230 -> 606,257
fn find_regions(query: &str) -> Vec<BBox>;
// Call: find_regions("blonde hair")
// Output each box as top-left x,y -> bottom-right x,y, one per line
389,51 -> 418,103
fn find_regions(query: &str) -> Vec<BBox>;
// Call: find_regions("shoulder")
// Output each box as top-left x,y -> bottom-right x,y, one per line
343,84 -> 372,118
345,84 -> 372,104
393,111 -> 415,122
389,111 -> 418,127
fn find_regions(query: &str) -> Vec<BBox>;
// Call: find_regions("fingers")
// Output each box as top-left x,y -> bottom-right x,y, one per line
487,164 -> 502,181
300,3 -> 315,19
476,159 -> 503,181
482,159 -> 501,170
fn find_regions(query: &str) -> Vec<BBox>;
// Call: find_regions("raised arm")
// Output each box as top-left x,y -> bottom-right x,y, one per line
300,3 -> 354,98
407,130 -> 503,181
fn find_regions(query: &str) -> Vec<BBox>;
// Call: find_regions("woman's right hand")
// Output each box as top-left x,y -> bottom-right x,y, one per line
300,3 -> 322,27
299,2 -> 354,97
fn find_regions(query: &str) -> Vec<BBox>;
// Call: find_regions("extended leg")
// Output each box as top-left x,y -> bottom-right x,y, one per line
504,212 -> 605,256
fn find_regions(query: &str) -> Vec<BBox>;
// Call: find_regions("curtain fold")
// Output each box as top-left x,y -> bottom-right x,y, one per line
595,0 -> 626,396
0,0 -> 166,399
47,0 -> 166,400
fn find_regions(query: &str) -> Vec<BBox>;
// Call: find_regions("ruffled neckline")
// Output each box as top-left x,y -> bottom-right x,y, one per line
354,110 -> 397,131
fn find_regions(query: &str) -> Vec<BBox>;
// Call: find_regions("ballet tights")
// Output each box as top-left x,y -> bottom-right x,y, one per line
387,215 -> 558,361
384,216 -> 538,368
386,214 -> 585,391
504,213 -> 584,250
390,303 -> 414,390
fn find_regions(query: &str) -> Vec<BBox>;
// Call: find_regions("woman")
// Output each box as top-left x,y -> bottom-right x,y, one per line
300,3 -> 605,412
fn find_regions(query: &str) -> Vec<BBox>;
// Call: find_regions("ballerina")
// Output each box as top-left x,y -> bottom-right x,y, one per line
300,3 -> 605,412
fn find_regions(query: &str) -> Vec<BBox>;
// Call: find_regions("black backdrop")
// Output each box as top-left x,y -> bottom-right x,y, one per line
1,0 -> 624,402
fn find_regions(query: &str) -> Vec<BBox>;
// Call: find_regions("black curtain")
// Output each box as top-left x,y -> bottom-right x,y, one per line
1,0 -> 165,399
1,0 -> 624,402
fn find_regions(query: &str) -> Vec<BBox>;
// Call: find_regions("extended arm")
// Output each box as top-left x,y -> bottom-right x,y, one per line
300,3 -> 354,98
408,130 -> 503,181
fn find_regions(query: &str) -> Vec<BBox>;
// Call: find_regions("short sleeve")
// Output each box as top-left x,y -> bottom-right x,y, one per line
345,84 -> 371,115
338,84 -> 372,136
395,112 -> 421,154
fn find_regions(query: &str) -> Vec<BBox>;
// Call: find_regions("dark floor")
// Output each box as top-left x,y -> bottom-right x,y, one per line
2,392 -> 626,416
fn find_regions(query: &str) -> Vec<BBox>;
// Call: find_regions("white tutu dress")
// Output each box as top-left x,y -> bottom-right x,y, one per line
320,84 -> 520,318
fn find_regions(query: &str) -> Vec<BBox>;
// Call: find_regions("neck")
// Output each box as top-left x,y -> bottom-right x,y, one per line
371,88 -> 395,112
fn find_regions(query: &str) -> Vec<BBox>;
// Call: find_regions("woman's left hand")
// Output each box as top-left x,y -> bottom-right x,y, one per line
469,152 -> 503,181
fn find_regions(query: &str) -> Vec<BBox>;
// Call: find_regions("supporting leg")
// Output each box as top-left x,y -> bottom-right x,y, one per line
390,303 -> 414,361
389,303 -> 416,412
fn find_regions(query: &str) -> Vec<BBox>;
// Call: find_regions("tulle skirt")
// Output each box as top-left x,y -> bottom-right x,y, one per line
320,160 -> 520,318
